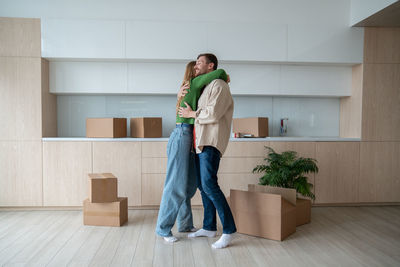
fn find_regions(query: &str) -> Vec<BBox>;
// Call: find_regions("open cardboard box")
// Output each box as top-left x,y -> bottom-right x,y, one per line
230,184 -> 311,241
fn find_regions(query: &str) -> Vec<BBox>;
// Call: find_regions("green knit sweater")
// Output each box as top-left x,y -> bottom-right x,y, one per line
176,69 -> 228,124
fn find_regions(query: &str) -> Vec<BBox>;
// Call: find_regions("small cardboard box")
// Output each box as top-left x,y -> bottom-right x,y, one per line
83,197 -> 128,227
232,117 -> 268,137
230,189 -> 296,241
248,184 -> 311,227
130,117 -> 162,138
88,173 -> 118,203
86,118 -> 127,138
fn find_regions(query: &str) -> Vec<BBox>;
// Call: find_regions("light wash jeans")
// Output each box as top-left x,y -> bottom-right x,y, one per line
156,124 -> 197,237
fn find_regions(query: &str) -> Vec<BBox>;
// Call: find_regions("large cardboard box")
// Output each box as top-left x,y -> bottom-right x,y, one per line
88,173 -> 118,203
130,117 -> 162,138
230,189 -> 296,241
296,198 -> 311,226
83,197 -> 128,227
86,118 -> 127,138
248,184 -> 311,227
232,117 -> 269,137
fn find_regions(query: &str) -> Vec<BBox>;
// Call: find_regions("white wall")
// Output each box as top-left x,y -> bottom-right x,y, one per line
57,95 -> 340,138
350,0 -> 398,26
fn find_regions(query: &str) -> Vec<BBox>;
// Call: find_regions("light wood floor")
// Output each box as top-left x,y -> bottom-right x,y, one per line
0,206 -> 399,267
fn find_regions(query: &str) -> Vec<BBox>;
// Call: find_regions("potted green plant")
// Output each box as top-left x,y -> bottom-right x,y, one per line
252,146 -> 318,226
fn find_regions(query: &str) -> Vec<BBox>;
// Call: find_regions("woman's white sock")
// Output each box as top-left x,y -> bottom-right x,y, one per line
188,228 -> 216,238
164,236 -> 178,243
211,234 -> 233,249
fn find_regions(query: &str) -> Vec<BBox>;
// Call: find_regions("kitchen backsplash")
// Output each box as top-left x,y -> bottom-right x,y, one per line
57,95 -> 339,138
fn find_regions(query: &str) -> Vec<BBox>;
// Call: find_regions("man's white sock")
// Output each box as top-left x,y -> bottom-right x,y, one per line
188,228 -> 216,238
211,234 -> 233,249
164,236 -> 178,243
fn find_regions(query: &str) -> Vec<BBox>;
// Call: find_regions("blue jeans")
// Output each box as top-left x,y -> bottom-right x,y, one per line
196,146 -> 236,234
156,124 -> 197,237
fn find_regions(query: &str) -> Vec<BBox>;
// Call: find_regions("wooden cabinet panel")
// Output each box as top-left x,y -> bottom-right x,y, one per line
364,27 -> 400,64
224,141 -> 269,157
142,142 -> 168,158
0,57 -> 42,141
360,142 -> 400,202
219,173 -> 261,197
315,142 -> 360,204
142,158 -> 167,174
41,59 -> 57,137
0,141 -> 42,206
43,142 -> 92,206
0,17 -> 41,57
362,64 -> 400,141
92,142 -> 141,206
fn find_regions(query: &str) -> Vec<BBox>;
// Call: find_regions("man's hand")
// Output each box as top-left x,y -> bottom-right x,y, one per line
178,102 -> 196,118
227,74 -> 230,83
177,82 -> 189,99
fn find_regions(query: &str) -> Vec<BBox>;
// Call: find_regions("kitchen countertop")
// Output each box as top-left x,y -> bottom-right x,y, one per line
42,137 -> 361,142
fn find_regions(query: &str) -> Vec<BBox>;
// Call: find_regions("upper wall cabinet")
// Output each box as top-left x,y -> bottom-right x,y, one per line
207,22 -> 287,62
41,19 -> 363,64
126,21 -> 207,60
41,18 -> 125,58
288,25 -> 363,63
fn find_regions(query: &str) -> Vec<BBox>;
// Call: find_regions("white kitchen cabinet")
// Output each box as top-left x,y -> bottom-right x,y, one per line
207,22 -> 287,62
127,62 -> 184,94
41,18 -> 125,58
280,65 -> 352,96
288,24 -> 363,63
49,61 -> 128,93
126,21 -> 207,60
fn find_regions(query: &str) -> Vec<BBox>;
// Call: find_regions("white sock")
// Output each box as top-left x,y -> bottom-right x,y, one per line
164,236 -> 178,243
212,234 -> 233,249
188,228 -> 216,238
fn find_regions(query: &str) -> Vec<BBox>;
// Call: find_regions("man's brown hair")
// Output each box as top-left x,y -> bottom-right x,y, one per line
197,53 -> 218,70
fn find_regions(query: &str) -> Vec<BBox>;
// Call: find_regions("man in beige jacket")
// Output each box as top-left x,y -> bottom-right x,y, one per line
178,53 -> 236,249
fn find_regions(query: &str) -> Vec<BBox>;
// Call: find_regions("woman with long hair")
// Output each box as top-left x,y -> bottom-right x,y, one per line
156,60 -> 228,242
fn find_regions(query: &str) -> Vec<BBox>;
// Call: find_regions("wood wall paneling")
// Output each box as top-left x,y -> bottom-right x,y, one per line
141,142 -> 168,158
361,64 -> 400,141
315,142 -> 360,204
340,64 -> 363,138
92,142 -> 142,206
43,142 -> 92,206
0,57 -> 42,141
364,27 -> 400,64
359,141 -> 400,202
41,59 -> 57,137
0,141 -> 42,206
0,17 -> 41,57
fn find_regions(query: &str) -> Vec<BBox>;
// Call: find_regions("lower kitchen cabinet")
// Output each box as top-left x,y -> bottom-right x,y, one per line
315,142 -> 360,204
43,141 -> 92,206
92,142 -> 142,206
0,141 -> 42,206
359,142 -> 400,203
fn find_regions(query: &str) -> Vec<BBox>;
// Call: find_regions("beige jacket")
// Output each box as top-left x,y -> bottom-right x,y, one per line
194,79 -> 234,156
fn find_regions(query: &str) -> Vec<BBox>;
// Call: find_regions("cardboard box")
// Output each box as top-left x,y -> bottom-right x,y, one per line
88,173 -> 118,203
130,117 -> 162,138
86,118 -> 127,138
296,198 -> 311,226
248,184 -> 311,226
83,197 -> 128,226
232,117 -> 268,137
230,189 -> 296,241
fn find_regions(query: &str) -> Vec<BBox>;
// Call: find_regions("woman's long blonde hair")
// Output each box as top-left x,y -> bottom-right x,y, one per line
176,61 -> 196,114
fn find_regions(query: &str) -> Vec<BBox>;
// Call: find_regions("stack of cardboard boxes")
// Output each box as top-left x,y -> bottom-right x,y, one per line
86,117 -> 162,138
83,173 -> 128,226
230,184 -> 311,241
